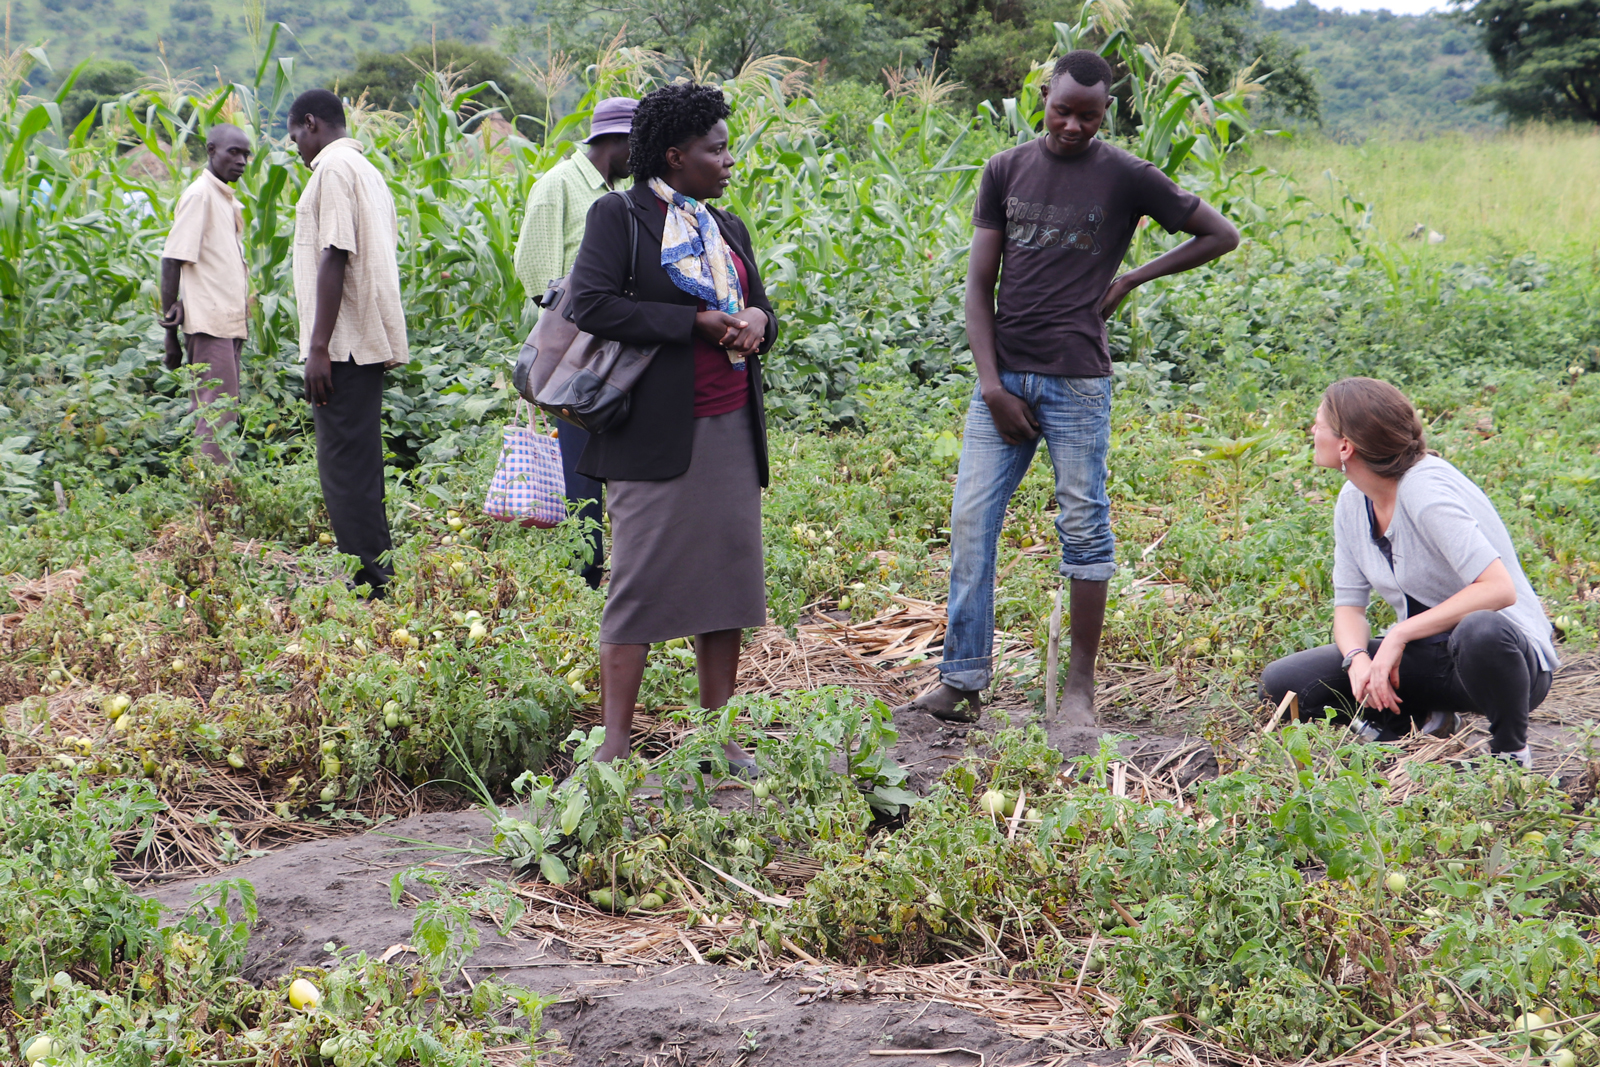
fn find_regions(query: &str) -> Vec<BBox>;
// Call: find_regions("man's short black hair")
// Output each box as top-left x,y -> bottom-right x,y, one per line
289,88 -> 346,129
1051,50 -> 1115,93
628,82 -> 731,181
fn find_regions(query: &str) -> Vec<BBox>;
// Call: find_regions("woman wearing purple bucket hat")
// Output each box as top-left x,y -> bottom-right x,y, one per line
565,82 -> 779,778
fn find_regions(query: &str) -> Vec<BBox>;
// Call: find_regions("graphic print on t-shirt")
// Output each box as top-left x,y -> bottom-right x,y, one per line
1004,197 -> 1106,254
971,138 -> 1200,377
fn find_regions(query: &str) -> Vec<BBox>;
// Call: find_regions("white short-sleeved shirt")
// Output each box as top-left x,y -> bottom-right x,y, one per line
162,169 -> 249,339
292,138 -> 409,366
1332,456 -> 1557,670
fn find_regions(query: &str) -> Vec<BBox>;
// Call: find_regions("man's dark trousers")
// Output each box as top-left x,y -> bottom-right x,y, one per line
557,423 -> 604,588
313,360 -> 394,596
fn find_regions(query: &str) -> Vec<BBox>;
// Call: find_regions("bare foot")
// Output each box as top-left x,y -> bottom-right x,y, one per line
1055,677 -> 1096,729
892,682 -> 981,723
594,740 -> 632,763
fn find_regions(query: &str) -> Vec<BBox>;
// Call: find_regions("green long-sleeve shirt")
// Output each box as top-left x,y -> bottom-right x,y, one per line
513,151 -> 612,307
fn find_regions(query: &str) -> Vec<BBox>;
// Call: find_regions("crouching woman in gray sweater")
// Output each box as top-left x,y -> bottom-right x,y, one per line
1262,377 -> 1557,768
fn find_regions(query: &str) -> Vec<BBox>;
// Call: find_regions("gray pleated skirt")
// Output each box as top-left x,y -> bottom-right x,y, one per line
600,405 -> 767,644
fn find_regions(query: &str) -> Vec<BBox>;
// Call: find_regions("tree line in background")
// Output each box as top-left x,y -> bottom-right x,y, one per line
17,0 -> 1600,155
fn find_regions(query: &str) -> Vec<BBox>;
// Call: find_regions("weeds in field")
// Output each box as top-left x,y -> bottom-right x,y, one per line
461,690 -> 911,918
783,724 -> 1600,1059
0,768 -> 553,1067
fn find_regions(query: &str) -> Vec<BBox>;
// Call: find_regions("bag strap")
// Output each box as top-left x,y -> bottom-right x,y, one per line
518,397 -> 550,434
615,188 -> 640,298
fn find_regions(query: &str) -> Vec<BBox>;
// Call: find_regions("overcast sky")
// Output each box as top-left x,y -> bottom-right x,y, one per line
1260,0 -> 1450,15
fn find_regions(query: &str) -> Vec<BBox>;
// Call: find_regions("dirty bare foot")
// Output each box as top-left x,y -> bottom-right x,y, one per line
892,682 -> 981,724
1055,676 -> 1096,729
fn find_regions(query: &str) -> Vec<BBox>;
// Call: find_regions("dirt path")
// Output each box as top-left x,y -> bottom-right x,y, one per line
142,811 -> 1118,1067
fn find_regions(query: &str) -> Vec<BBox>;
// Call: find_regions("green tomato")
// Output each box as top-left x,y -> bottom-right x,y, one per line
23,1036 -> 58,1063
287,978 -> 320,1010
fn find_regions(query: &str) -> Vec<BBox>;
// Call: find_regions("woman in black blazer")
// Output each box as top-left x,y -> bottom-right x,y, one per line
566,82 -> 779,774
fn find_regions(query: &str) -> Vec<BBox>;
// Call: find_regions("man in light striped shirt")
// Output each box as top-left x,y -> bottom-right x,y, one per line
513,96 -> 634,588
289,88 -> 408,599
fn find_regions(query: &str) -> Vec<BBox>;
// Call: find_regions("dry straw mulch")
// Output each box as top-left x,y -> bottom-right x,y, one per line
784,596 -> 1038,698
482,874 -> 1538,1067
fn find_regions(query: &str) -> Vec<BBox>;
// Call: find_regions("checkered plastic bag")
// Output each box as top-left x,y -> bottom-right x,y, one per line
483,404 -> 566,529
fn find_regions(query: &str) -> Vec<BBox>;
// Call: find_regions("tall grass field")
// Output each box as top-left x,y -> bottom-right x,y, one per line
1255,126 -> 1600,257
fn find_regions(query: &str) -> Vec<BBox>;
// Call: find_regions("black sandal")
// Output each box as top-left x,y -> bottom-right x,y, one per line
893,688 -> 981,724
697,756 -> 760,780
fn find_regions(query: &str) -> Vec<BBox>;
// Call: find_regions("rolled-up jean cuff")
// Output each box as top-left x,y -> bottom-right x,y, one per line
1061,561 -> 1117,582
939,658 -> 991,693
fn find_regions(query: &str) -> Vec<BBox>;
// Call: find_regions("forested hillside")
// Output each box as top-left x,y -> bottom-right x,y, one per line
8,0 -> 539,89
11,0 -> 1513,133
1262,0 -> 1498,133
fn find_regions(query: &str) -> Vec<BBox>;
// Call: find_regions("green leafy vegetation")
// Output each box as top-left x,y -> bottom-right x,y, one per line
0,769 -> 554,1065
3,6 -> 1600,1065
790,726 -> 1600,1059
336,39 -> 547,137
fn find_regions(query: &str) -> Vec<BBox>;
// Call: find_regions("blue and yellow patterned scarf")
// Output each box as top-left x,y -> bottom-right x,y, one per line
649,177 -> 747,368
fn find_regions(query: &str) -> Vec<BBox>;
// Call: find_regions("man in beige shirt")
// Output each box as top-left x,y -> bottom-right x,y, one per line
159,124 -> 252,464
288,89 -> 409,597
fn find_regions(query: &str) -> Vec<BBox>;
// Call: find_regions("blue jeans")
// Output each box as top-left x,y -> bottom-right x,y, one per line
941,371 -> 1115,692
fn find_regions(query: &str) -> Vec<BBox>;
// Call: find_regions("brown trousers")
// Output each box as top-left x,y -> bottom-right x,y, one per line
184,333 -> 243,465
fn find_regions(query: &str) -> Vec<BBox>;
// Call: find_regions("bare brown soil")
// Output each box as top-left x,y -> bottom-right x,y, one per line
143,810 -> 1122,1067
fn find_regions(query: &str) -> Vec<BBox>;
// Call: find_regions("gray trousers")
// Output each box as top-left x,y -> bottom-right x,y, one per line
184,333 -> 243,465
312,360 -> 394,596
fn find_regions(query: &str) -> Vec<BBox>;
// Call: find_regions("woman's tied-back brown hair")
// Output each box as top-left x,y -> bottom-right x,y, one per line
1321,377 -> 1432,479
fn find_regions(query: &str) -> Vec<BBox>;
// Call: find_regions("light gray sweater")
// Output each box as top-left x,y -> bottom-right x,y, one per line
1332,456 -> 1557,671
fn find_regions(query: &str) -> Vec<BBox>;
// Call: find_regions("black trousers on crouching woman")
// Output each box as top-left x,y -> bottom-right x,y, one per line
312,360 -> 395,596
1260,610 -> 1550,755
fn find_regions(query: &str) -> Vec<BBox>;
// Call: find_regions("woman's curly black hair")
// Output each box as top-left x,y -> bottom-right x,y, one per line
628,82 -> 732,181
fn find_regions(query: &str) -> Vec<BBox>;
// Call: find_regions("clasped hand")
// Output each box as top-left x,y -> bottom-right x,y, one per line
694,308 -> 766,357
1350,635 -> 1405,713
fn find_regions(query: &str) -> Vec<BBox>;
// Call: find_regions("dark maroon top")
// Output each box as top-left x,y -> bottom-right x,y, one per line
692,249 -> 751,417
657,200 -> 750,417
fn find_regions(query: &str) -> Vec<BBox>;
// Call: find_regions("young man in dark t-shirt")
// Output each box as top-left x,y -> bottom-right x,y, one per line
895,50 -> 1240,729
